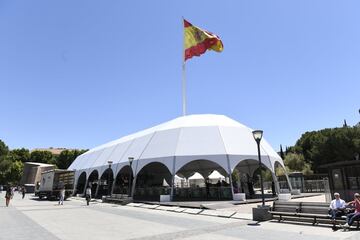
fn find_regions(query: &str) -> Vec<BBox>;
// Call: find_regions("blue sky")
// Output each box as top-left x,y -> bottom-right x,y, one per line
1,0 -> 360,151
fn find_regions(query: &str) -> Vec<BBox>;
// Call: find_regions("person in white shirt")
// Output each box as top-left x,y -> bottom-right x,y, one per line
329,192 -> 346,221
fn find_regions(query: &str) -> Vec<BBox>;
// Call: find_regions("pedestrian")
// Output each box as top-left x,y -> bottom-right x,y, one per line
85,185 -> 91,206
58,186 -> 65,205
21,186 -> 26,199
10,187 -> 14,199
5,186 -> 12,207
342,193 -> 360,229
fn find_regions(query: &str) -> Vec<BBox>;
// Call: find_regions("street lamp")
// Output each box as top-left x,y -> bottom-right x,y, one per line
128,157 -> 134,196
252,130 -> 265,207
107,160 -> 113,196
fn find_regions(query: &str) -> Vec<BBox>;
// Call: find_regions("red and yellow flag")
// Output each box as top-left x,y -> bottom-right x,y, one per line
184,19 -> 223,61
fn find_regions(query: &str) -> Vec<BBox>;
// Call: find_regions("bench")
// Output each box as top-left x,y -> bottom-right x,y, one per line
269,201 -> 301,222
270,201 -> 360,228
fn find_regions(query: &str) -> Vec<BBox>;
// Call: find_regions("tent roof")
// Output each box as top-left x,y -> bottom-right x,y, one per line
69,114 -> 284,177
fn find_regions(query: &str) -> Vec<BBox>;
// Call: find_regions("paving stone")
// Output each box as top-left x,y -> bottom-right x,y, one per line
183,208 -> 203,214
140,204 -> 160,209
156,205 -> 176,211
173,207 -> 187,212
127,203 -> 144,207
217,210 -> 236,218
230,212 -> 253,220
200,209 -> 219,217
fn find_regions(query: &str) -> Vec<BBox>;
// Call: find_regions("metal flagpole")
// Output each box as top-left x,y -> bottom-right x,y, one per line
182,17 -> 187,116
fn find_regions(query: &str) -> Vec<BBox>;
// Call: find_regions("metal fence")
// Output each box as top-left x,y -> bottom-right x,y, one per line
278,179 -> 330,193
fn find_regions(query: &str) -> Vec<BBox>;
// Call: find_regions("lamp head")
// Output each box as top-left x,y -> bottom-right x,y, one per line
252,130 -> 263,143
107,160 -> 113,165
128,157 -> 134,164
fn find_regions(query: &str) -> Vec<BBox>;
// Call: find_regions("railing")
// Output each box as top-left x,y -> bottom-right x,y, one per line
134,187 -> 171,201
174,187 -> 232,201
278,179 -> 329,193
133,186 -> 233,201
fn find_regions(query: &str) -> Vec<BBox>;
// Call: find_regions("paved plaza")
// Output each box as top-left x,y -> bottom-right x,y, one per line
0,192 -> 359,240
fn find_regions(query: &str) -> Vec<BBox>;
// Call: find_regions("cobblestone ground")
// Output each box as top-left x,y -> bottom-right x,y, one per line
0,192 -> 359,240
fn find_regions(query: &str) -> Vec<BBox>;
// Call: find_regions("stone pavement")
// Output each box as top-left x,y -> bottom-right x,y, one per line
0,192 -> 359,240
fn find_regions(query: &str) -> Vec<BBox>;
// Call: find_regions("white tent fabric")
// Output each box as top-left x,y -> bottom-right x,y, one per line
69,114 -> 285,180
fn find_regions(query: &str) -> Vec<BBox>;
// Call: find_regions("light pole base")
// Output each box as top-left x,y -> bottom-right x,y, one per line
252,205 -> 272,221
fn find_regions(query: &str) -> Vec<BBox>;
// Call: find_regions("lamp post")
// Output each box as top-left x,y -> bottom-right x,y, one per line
107,161 -> 113,196
128,157 -> 134,196
252,130 -> 265,207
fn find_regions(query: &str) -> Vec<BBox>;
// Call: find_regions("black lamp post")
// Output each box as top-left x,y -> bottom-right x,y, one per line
107,160 -> 113,196
128,157 -> 134,196
252,130 -> 265,207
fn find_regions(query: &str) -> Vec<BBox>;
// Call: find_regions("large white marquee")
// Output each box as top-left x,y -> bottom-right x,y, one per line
69,114 -> 287,197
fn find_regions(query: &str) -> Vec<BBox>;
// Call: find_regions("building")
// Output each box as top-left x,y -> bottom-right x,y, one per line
320,160 -> 360,201
69,114 -> 291,201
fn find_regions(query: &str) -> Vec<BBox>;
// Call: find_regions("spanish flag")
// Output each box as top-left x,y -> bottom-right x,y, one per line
184,19 -> 223,61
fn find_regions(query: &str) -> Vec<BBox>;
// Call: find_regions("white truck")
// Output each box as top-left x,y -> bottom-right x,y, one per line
35,169 -> 75,200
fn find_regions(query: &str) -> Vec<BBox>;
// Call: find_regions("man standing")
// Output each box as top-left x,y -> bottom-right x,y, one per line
21,186 -> 26,199
85,185 -> 91,206
329,192 -> 346,221
5,186 -> 12,207
58,186 -> 65,205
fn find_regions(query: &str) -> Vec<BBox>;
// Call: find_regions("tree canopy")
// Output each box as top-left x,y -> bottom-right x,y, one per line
292,126 -> 360,173
0,139 -> 87,185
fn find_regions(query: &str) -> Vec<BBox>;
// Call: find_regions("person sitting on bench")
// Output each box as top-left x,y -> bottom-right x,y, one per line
329,192 -> 346,222
342,193 -> 360,229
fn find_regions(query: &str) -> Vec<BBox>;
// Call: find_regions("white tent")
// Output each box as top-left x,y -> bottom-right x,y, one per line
69,114 -> 289,198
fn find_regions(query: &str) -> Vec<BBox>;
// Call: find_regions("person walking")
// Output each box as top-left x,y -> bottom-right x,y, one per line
5,186 -> 12,207
58,186 -> 65,205
21,186 -> 26,199
85,185 -> 91,206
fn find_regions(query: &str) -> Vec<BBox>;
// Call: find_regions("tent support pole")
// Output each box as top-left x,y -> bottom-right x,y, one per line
131,159 -> 139,198
95,180 -> 100,198
271,172 -> 280,195
170,156 -> 176,201
226,155 -> 235,200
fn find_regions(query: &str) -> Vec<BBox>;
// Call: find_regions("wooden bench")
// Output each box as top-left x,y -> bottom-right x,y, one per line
269,201 -> 301,222
298,202 -> 344,226
270,201 -> 360,229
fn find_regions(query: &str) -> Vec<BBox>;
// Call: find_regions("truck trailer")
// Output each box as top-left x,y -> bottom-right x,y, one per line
35,169 -> 75,200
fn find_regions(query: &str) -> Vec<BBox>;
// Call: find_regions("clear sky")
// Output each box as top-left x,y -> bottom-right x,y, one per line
1,0 -> 360,151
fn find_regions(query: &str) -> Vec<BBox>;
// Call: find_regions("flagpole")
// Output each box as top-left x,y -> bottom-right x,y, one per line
182,17 -> 187,116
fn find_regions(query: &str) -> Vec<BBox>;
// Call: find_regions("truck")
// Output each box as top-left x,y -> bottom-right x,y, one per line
35,169 -> 75,200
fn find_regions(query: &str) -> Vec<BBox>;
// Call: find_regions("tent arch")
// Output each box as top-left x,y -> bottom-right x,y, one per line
75,171 -> 87,195
113,165 -> 133,194
135,161 -> 172,188
176,159 -> 228,179
175,155 -> 229,175
136,160 -> 172,176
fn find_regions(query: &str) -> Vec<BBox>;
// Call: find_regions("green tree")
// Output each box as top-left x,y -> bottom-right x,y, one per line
30,150 -> 54,164
10,148 -> 30,163
0,139 -> 9,160
284,153 -> 313,175
280,144 -> 285,159
295,127 -> 360,172
55,149 -> 86,169
5,161 -> 24,184
0,155 -> 24,185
